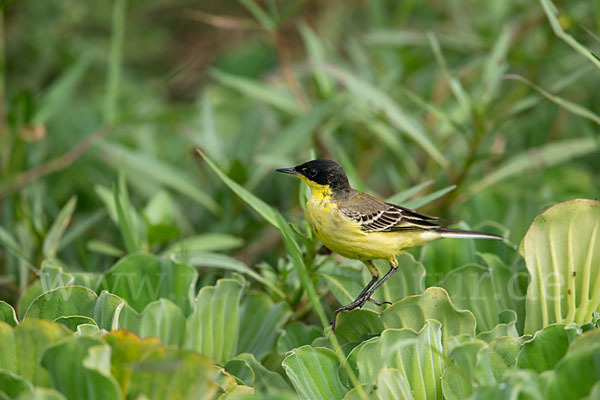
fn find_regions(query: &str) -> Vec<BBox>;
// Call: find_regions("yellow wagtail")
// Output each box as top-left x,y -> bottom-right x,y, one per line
276,159 -> 502,315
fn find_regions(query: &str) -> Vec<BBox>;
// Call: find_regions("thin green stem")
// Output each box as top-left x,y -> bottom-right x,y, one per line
0,7 -> 8,173
104,0 -> 127,124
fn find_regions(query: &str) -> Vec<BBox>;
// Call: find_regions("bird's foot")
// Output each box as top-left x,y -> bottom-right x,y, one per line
368,298 -> 392,306
331,295 -> 391,331
334,297 -> 368,314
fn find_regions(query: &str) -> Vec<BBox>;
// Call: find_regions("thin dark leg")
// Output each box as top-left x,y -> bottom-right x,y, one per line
368,298 -> 392,306
334,260 -> 379,314
362,266 -> 398,304
331,258 -> 398,330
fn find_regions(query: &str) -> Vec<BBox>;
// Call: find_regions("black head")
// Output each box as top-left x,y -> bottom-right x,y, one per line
276,159 -> 351,192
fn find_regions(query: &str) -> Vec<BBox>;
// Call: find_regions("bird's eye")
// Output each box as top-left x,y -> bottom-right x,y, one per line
307,168 -> 318,177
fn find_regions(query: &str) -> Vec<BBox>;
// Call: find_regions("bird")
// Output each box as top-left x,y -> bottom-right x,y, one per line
276,159 -> 502,317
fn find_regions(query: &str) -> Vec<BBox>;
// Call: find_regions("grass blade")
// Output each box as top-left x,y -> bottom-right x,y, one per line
539,0 -> 600,70
324,65 -> 450,171
176,251 -> 285,298
427,32 -> 471,114
299,21 -> 334,98
197,94 -> 225,163
98,141 -> 222,216
386,180 -> 434,204
210,68 -> 301,115
468,138 -> 598,197
33,55 -> 92,125
0,227 -> 36,272
87,239 -> 124,257
59,209 -> 106,250
42,196 -> 77,259
113,175 -> 140,254
403,184 -> 456,209
104,0 -> 127,123
238,0 -> 276,30
504,74 -> 600,126
163,233 -> 244,254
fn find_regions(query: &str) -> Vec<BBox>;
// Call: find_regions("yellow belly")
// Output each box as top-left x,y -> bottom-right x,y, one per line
305,196 -> 440,262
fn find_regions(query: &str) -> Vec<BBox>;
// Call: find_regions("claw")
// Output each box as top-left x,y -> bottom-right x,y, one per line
368,298 -> 392,306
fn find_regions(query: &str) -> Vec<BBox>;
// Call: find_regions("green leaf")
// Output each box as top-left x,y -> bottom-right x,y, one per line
226,353 -> 291,393
0,370 -> 33,399
164,234 -> 244,254
324,66 -> 449,171
375,368 -> 415,400
355,320 -> 444,399
17,281 -> 43,320
403,185 -> 456,210
102,252 -> 197,314
0,302 -> 17,326
469,369 -> 545,400
23,286 -> 98,321
103,0 -> 125,123
98,141 -> 222,215
15,387 -> 66,400
322,265 -> 368,309
107,331 -> 219,399
0,227 -> 33,272
0,319 -> 71,386
505,74 -> 600,125
138,299 -> 186,346
333,309 -> 383,347
86,240 -> 124,257
199,150 -> 278,226
33,55 -> 91,125
197,94 -> 225,164
277,322 -> 324,354
386,180 -> 434,204
41,337 -> 121,400
487,336 -> 521,381
420,225 -> 478,286
247,103 -> 332,189
54,315 -> 97,331
442,336 -> 520,400
468,140 -> 598,197
283,346 -> 348,400
375,253 -> 426,304
237,0 -> 276,30
237,291 -> 291,360
113,175 -> 141,253
539,0 -> 600,70
516,323 -> 580,372
476,310 -> 519,342
184,278 -> 244,364
39,262 -> 75,292
42,196 -> 77,259
567,327 -> 600,353
440,262 -> 523,333
522,199 -> 600,333
543,343 -> 600,400
93,291 -> 124,331
180,252 -> 284,298
381,287 -> 476,349
442,340 -> 487,400
299,21 -> 334,97
211,69 -> 299,115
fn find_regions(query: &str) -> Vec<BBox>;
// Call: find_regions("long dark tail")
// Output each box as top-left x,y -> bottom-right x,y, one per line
436,227 -> 503,240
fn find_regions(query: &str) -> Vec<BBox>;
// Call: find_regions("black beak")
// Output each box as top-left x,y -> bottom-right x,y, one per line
275,167 -> 299,175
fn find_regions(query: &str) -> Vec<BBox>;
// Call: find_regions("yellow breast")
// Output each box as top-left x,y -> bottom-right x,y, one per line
304,182 -> 439,262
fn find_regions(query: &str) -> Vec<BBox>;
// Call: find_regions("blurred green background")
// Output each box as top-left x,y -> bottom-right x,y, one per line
1,0 -> 599,307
